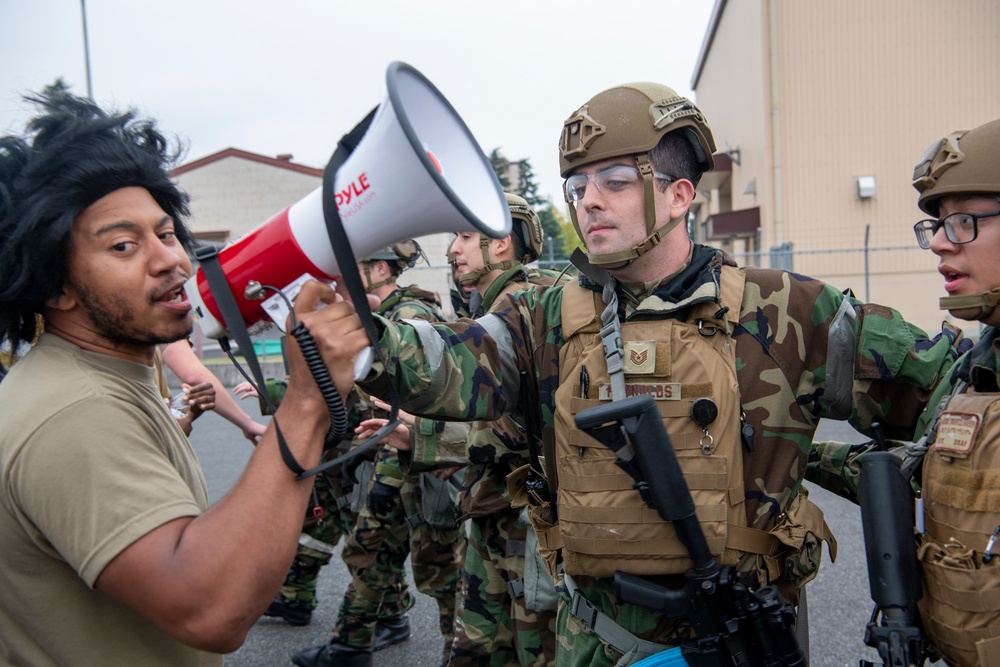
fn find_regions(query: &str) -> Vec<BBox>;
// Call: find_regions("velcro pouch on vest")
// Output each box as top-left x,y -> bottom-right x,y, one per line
918,537 -> 1000,667
507,464 -> 531,509
520,507 -> 560,612
759,486 -> 838,590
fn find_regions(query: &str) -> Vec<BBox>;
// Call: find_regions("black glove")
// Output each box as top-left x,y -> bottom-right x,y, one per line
367,480 -> 399,515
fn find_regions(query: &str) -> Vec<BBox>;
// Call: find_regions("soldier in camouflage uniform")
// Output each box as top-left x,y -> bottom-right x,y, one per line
267,242 -> 438,632
292,241 -> 468,667
320,83 -> 968,667
810,119 -> 1000,667
449,255 -> 474,320
419,194 -> 567,666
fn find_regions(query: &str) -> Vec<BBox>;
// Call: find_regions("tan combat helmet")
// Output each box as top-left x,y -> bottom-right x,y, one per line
914,119 -> 1000,216
361,240 -> 425,293
559,83 -> 716,267
456,193 -> 544,285
913,118 -> 1000,320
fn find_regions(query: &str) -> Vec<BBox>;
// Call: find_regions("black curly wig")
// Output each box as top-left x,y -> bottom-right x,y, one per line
0,91 -> 194,349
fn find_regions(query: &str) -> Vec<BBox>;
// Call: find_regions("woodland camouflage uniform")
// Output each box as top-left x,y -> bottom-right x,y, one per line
273,285 -> 462,636
332,284 -> 468,660
360,244 -> 967,666
408,263 -> 567,667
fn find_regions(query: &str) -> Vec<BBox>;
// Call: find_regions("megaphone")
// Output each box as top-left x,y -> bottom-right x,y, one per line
185,61 -> 511,342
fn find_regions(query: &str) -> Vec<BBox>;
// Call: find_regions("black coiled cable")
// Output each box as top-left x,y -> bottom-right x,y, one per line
234,280 -> 397,480
289,320 -> 348,447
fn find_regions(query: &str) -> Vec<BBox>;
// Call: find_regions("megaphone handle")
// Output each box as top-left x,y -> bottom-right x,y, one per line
354,346 -> 375,380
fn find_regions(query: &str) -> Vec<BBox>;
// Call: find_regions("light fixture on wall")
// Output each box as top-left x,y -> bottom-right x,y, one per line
856,175 -> 876,199
742,178 -> 756,196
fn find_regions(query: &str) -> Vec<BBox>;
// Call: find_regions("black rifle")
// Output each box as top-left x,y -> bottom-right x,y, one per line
857,426 -> 925,667
575,394 -> 806,667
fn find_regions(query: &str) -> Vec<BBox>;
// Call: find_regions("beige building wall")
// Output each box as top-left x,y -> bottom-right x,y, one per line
173,154 -> 322,241
692,0 -> 1000,335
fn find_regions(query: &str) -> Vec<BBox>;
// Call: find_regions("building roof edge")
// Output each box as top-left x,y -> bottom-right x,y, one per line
171,147 -> 324,178
691,0 -> 728,92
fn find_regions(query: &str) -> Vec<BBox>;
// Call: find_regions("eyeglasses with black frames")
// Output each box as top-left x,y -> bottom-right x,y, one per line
913,210 -> 1000,249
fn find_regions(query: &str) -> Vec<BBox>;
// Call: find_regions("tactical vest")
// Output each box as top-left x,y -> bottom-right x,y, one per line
551,265 -> 752,578
919,389 -> 1000,667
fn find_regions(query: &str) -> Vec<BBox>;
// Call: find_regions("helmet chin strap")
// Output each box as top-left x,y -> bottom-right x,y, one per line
571,153 -> 683,269
457,234 -> 515,285
941,287 -> 1000,321
579,216 -> 685,269
361,262 -> 394,293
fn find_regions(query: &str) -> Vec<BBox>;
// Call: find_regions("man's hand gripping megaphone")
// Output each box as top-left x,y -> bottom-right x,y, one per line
281,279 -> 378,409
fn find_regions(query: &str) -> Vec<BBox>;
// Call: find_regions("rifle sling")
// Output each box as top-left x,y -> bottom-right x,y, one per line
564,573 -> 673,665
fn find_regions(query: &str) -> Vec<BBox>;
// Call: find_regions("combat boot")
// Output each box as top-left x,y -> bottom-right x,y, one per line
372,614 -> 411,650
291,641 -> 373,667
263,597 -> 312,626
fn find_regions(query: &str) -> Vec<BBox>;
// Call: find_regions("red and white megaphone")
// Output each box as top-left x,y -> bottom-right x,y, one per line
185,61 -> 511,352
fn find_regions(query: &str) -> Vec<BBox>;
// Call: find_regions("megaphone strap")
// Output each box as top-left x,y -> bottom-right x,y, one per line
194,243 -> 275,417
292,106 -> 403,481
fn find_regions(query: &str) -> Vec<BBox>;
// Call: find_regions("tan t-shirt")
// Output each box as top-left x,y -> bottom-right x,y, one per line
0,335 -> 220,667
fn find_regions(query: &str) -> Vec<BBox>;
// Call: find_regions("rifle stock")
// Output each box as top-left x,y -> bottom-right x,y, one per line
575,395 -> 805,667
857,450 -> 925,667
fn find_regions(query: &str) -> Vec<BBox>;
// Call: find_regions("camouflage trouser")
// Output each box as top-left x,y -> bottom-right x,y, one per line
275,452 -> 410,617
556,575 -> 668,667
335,471 -> 467,660
450,510 -> 557,667
274,465 -> 355,611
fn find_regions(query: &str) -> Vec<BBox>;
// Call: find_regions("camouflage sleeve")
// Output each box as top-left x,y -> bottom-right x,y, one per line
391,300 -> 439,323
405,417 -> 471,473
360,289 -> 556,423
738,270 -> 967,510
805,440 -> 879,502
742,268 -> 964,440
912,353 -> 964,438
373,444 -> 406,489
466,414 -> 532,467
849,309 -> 967,441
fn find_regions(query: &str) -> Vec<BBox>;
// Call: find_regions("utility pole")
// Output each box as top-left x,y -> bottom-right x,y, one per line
81,0 -> 94,100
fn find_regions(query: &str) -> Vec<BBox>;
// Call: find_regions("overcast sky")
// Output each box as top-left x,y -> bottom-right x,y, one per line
1,0 -> 714,206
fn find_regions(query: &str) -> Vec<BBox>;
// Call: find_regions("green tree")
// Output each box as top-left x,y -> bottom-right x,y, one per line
488,148 -> 511,190
516,158 -> 546,208
42,78 -> 71,95
536,205 -> 565,263
546,203 -> 584,258
488,150 -> 570,263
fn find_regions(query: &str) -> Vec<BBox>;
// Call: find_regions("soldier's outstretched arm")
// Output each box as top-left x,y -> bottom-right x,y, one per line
805,439 -> 882,502
359,298 -> 537,423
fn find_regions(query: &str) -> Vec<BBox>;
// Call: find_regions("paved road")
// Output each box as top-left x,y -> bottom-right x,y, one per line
190,398 -> 930,666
